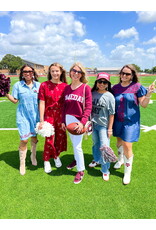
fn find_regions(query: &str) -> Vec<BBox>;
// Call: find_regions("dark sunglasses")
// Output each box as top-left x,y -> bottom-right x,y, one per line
97,80 -> 108,84
22,70 -> 33,74
72,69 -> 83,74
121,72 -> 131,76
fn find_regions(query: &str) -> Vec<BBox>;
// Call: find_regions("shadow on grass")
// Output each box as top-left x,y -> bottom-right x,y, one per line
84,152 -> 123,179
0,151 -> 123,179
47,153 -> 123,179
0,150 -> 44,172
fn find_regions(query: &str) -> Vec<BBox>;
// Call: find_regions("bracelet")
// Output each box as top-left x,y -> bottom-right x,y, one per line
108,130 -> 113,132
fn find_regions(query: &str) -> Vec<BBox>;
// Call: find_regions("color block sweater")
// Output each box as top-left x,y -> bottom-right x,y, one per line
62,83 -> 92,125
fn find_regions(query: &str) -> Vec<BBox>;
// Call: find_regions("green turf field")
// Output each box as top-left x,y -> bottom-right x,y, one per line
0,75 -> 156,219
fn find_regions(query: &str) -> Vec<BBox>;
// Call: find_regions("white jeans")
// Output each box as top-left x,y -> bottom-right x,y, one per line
66,115 -> 85,172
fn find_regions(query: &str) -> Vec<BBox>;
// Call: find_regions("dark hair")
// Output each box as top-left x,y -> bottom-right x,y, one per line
92,80 -> 112,93
119,64 -> 139,83
47,62 -> 67,83
19,64 -> 38,81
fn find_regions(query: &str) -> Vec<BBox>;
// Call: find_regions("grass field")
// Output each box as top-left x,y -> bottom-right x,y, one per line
0,75 -> 156,221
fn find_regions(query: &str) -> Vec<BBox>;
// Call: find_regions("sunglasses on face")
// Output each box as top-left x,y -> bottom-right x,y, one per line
72,68 -> 83,74
120,72 -> 131,76
97,80 -> 108,84
22,70 -> 33,74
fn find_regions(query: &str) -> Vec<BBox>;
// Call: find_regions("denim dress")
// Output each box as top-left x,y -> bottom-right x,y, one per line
112,82 -> 147,142
12,80 -> 40,140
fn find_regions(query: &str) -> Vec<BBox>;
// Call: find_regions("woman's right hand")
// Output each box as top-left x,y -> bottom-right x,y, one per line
61,123 -> 66,131
38,121 -> 44,130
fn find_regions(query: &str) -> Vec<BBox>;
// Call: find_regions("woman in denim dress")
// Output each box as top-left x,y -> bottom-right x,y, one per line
6,64 -> 40,175
112,64 -> 155,184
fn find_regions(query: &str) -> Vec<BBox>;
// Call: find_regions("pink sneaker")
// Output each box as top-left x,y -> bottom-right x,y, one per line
73,171 -> 84,184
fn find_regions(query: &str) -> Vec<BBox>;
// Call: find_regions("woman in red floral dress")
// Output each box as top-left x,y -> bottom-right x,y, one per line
38,63 -> 67,173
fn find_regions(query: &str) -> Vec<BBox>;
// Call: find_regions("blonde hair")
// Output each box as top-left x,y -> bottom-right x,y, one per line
69,62 -> 88,84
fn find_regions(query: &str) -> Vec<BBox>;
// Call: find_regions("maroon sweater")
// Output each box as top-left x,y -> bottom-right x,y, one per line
62,84 -> 92,125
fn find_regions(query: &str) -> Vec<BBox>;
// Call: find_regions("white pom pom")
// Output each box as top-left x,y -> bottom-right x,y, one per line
35,121 -> 55,137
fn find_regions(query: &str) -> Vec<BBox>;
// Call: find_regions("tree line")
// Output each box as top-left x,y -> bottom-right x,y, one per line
0,54 -> 156,74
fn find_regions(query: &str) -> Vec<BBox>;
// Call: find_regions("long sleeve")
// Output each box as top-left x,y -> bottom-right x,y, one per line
81,85 -> 92,125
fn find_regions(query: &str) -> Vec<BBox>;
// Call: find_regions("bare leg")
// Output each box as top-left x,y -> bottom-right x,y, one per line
30,136 -> 38,166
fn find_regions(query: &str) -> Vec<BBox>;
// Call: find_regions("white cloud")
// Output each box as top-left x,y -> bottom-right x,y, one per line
113,27 -> 139,40
109,43 -> 155,70
74,21 -> 85,37
0,11 -> 88,68
82,39 -> 98,47
0,11 -> 107,69
137,11 -> 156,23
147,47 -> 156,54
143,36 -> 156,45
1,11 -> 156,71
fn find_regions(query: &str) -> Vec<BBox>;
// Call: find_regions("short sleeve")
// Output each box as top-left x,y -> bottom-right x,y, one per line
136,85 -> 147,98
108,94 -> 115,115
12,82 -> 19,100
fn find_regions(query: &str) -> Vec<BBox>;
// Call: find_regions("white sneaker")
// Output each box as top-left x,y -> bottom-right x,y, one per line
44,161 -> 52,173
102,173 -> 109,181
88,161 -> 99,168
54,157 -> 62,168
114,161 -> 123,169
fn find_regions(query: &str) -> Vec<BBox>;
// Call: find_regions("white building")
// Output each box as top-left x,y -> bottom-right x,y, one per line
96,67 -> 121,75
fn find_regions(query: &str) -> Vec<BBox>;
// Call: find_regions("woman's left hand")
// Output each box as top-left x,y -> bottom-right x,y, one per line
148,81 -> 155,94
74,122 -> 84,134
107,130 -> 113,139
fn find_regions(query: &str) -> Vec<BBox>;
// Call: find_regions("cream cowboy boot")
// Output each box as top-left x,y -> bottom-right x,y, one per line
30,140 -> 38,166
123,155 -> 134,185
19,148 -> 27,175
114,145 -> 124,169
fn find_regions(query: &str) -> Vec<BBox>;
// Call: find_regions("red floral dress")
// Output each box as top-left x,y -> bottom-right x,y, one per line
38,81 -> 67,161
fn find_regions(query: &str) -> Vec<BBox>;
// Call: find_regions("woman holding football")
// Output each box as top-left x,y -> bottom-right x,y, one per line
62,62 -> 92,184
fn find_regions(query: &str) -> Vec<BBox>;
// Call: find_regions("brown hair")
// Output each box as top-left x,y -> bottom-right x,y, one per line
119,64 -> 139,83
47,62 -> 67,83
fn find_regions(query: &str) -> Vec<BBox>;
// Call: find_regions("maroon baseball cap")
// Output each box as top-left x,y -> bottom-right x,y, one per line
97,72 -> 110,82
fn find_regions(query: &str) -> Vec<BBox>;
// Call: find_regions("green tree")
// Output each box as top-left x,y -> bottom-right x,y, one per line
151,66 -> 156,74
144,69 -> 152,73
132,64 -> 142,72
0,54 -> 24,73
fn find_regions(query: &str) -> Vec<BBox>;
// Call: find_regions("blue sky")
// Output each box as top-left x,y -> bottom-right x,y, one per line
0,5 -> 156,71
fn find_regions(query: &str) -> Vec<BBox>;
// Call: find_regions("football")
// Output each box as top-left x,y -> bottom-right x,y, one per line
66,122 -> 86,135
